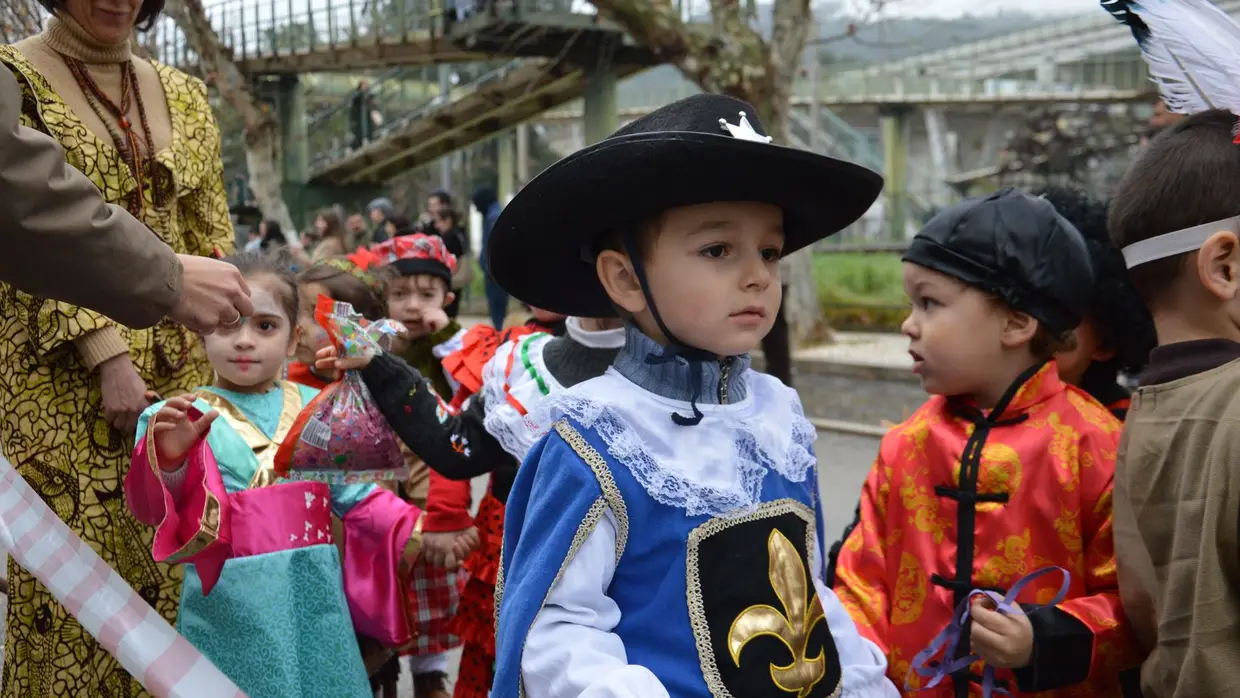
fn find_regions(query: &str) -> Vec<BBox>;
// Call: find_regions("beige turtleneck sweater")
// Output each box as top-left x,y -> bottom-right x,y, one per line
15,15 -> 175,370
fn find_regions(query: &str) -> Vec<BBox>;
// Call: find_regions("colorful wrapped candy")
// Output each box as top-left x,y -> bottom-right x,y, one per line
274,296 -> 406,484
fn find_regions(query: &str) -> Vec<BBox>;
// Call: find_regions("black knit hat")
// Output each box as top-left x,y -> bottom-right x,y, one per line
903,188 -> 1094,334
1036,185 -> 1155,374
484,93 -> 884,318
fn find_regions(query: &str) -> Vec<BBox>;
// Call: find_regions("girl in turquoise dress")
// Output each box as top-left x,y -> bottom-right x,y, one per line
124,251 -> 425,698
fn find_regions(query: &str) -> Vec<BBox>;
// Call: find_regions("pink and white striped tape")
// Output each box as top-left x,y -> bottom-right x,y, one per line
0,457 -> 246,698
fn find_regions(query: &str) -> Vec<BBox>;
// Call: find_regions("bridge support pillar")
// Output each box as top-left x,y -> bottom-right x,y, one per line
923,108 -> 952,209
879,104 -> 913,241
584,64 -> 618,145
439,65 -> 454,193
498,130 -> 515,205
276,75 -> 311,229
516,123 -> 530,187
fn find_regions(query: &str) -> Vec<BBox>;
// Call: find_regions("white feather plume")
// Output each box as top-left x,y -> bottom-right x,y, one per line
1130,0 -> 1240,114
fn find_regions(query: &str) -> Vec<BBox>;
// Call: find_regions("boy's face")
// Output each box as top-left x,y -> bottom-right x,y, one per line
602,201 -> 784,357
203,281 -> 299,391
901,263 -> 1028,404
294,282 -> 331,366
387,274 -> 454,339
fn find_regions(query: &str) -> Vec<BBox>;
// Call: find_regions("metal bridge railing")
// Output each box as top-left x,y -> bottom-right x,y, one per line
146,0 -> 446,68
306,57 -> 530,173
816,57 -> 1152,103
143,0 -> 714,70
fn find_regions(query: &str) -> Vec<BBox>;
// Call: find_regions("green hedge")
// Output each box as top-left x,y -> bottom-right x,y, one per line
463,252 -> 911,330
816,253 -> 908,331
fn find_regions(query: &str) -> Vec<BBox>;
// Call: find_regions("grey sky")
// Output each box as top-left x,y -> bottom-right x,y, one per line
877,0 -> 1091,17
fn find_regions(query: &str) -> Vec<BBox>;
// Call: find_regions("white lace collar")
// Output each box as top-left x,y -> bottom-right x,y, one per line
525,369 -> 817,517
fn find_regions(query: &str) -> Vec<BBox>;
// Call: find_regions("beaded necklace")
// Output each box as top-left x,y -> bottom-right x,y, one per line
60,53 -> 190,374
59,54 -> 165,216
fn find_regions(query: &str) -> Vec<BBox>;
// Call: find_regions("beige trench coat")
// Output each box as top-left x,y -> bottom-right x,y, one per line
0,67 -> 182,328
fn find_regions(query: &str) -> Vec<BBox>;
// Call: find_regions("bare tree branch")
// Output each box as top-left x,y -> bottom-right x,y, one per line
709,0 -> 744,38
164,0 -> 296,238
588,1 -> 708,78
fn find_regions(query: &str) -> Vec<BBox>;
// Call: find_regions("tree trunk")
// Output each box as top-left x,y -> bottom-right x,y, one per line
164,0 -> 297,242
590,0 -> 825,343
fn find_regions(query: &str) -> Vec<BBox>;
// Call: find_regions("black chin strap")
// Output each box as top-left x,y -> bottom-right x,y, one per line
621,232 -> 712,426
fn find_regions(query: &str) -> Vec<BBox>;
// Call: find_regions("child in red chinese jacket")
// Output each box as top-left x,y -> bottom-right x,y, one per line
834,189 -> 1141,697
825,186 -> 1156,593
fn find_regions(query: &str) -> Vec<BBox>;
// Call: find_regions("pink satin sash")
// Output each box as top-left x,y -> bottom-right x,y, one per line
184,482 -> 335,595
127,422 -> 421,647
228,483 -> 334,558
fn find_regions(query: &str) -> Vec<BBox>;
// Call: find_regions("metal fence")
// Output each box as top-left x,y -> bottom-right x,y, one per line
306,58 -> 528,173
144,0 -> 723,69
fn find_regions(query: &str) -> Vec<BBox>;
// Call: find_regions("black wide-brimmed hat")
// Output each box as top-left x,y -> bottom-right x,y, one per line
903,188 -> 1094,334
485,93 -> 885,317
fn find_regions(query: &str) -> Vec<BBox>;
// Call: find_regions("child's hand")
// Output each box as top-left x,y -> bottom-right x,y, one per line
424,307 -> 450,334
970,597 -> 1034,668
314,345 -> 371,374
421,530 -> 466,569
452,526 -> 479,561
150,396 -> 218,472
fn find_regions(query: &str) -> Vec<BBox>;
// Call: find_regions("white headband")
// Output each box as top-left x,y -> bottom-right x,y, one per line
1122,217 -> 1240,269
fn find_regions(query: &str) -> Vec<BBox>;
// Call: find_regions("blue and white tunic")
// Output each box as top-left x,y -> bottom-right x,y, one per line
494,325 -> 897,698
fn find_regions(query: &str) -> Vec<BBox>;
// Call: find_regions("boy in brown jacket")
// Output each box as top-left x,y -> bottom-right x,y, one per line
1107,109 -> 1240,698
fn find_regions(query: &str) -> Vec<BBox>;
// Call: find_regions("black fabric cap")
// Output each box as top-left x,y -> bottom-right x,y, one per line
484,93 -> 885,318
392,258 -> 452,285
902,188 -> 1094,333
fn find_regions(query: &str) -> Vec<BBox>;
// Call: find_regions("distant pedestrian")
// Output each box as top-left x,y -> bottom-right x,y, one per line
472,185 -> 507,328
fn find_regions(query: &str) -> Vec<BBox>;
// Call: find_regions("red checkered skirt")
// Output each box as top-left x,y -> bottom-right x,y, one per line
401,556 -> 467,656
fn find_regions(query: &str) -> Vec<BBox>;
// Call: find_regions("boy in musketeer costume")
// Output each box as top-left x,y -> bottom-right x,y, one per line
834,190 -> 1142,697
1101,1 -> 1240,695
485,93 -> 898,697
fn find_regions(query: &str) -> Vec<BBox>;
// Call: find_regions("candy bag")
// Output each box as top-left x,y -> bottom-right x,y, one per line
274,296 -> 406,484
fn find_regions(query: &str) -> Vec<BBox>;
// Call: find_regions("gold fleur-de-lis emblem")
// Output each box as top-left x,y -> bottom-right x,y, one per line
727,530 -> 827,697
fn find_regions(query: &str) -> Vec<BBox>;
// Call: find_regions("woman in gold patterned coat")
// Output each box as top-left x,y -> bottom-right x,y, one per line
0,0 -> 232,694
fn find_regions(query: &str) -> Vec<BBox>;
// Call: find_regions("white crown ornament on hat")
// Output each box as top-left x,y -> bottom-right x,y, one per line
719,111 -> 772,144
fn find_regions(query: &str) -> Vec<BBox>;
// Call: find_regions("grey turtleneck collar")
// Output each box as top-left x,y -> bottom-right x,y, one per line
611,324 -> 750,404
542,322 -> 624,387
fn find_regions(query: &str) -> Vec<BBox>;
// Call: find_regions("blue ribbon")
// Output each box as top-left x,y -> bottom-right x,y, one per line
905,566 -> 1071,697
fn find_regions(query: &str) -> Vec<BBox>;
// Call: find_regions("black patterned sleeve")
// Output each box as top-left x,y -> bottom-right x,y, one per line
361,351 -> 515,481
